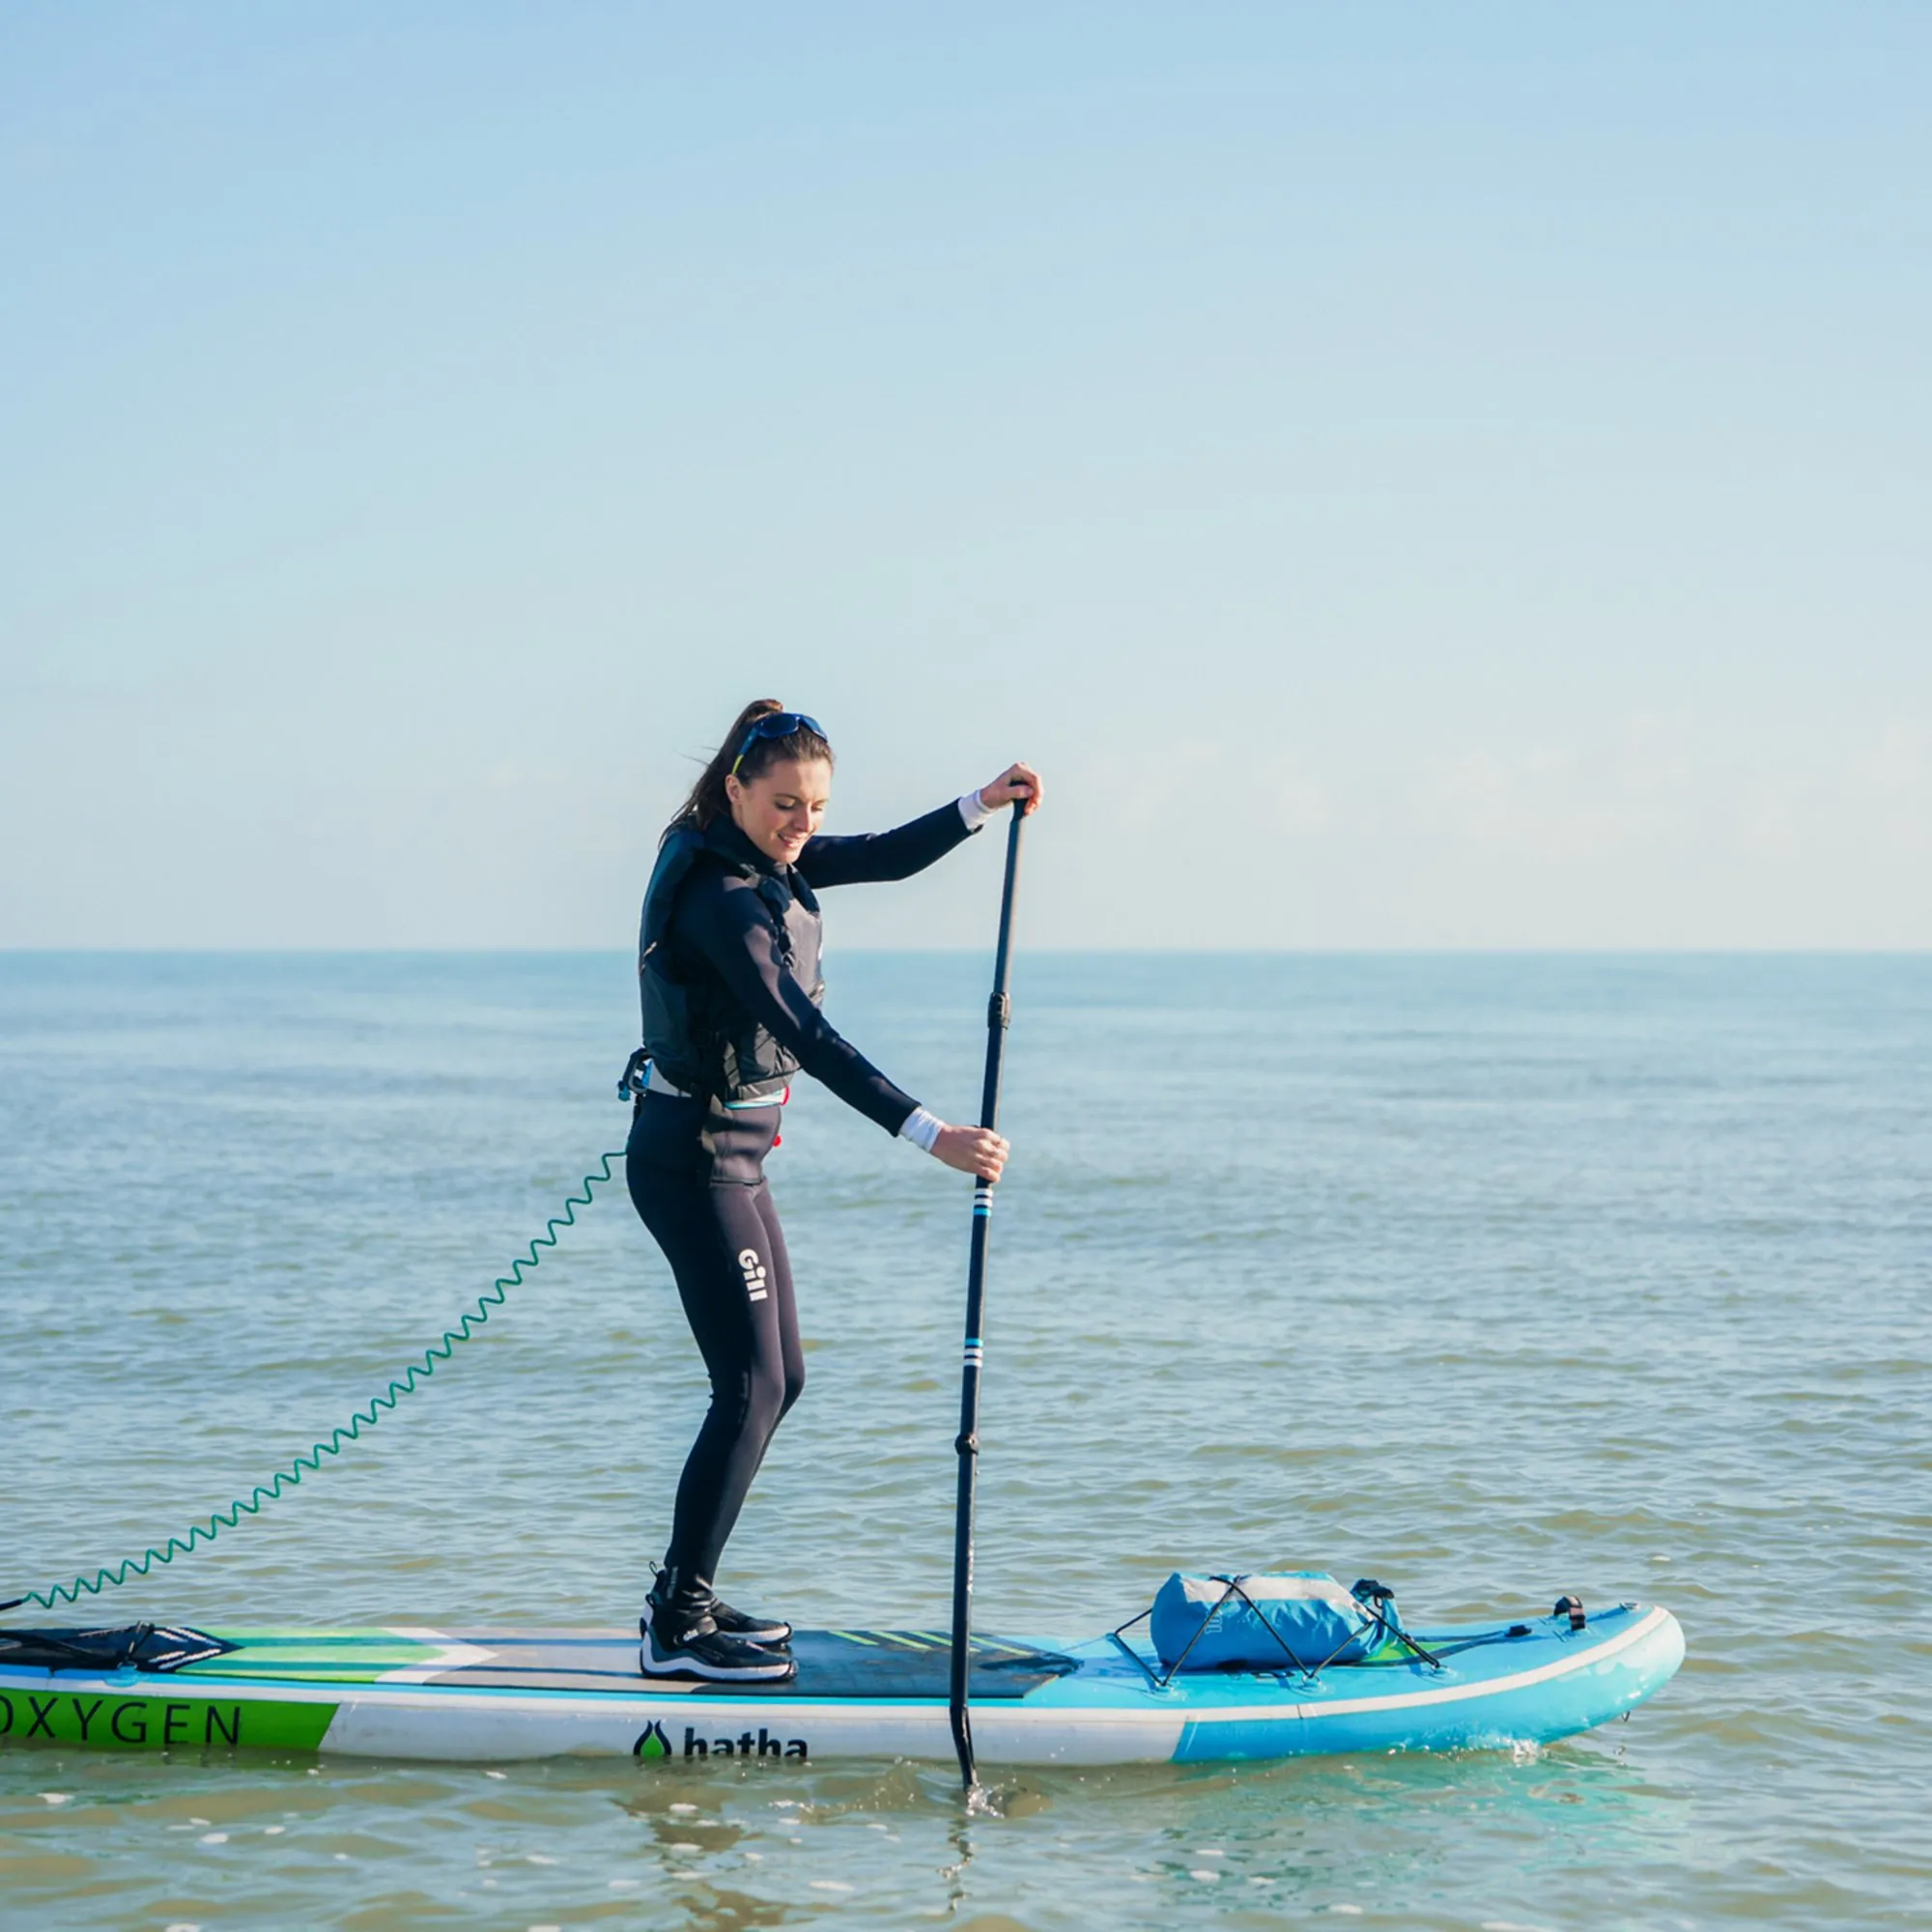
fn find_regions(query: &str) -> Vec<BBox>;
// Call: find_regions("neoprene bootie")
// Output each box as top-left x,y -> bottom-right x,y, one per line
642,1563 -> 792,1646
639,1567 -> 794,1684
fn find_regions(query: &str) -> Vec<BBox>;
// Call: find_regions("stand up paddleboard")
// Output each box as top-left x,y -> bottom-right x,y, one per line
2,811 -> 1687,1774
0,1599 -> 1682,1766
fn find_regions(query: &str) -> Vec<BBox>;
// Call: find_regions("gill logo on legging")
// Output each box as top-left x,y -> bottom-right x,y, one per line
737,1248 -> 769,1304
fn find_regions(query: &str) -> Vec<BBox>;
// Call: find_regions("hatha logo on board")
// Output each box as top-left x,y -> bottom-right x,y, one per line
683,1724 -> 808,1759
632,1719 -> 810,1762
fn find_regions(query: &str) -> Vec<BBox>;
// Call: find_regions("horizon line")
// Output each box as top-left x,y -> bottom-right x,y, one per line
4,946 -> 1928,960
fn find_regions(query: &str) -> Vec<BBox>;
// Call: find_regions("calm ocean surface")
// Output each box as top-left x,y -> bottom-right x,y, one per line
2,952 -> 1927,1930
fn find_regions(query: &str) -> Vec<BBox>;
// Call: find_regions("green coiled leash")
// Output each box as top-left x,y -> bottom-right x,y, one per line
5,1152 -> 626,1615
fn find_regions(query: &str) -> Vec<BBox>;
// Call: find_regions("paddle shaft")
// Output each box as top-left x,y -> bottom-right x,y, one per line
948,802 -> 1026,1791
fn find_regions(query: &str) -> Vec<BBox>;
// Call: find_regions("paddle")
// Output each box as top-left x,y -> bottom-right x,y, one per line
948,798 -> 1027,1792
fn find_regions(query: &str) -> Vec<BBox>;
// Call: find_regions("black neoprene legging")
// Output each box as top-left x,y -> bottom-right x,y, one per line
626,1089 -> 804,1598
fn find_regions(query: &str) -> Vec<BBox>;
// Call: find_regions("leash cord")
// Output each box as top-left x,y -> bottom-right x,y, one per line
7,1151 -> 626,1616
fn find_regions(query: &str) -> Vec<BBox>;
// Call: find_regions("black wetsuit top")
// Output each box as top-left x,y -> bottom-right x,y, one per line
651,802 -> 974,1130
626,798 -> 978,1605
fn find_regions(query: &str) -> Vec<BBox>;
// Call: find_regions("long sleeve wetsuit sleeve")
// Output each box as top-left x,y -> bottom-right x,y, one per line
797,800 -> 978,890
677,877 -> 921,1135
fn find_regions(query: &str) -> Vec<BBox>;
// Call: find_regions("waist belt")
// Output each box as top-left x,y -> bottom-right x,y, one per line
617,1049 -> 787,1109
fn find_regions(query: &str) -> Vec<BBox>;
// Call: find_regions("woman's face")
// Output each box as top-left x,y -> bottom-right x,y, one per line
725,755 -> 832,866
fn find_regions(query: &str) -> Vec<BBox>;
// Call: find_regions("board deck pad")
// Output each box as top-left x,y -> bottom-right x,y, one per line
180,1628 -> 1078,1699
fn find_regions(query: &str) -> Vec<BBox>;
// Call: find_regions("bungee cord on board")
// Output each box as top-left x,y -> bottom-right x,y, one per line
4,1152 -> 627,1615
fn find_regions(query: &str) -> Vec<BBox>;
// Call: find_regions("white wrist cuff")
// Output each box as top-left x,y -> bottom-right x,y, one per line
898,1106 -> 944,1153
957,790 -> 995,832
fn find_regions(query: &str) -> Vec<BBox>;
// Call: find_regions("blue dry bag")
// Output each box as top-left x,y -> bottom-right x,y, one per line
1151,1571 -> 1381,1671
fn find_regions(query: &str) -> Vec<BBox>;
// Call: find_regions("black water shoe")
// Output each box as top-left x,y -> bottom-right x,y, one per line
641,1596 -> 791,1647
638,1610 -> 795,1684
644,1563 -> 791,1647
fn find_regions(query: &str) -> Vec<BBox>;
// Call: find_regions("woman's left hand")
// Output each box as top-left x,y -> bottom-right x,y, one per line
977,761 -> 1043,816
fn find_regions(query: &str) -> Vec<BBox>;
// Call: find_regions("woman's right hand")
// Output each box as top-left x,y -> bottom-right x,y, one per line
932,1123 -> 1009,1182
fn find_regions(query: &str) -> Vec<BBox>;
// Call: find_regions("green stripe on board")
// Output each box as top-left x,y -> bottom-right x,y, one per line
206,1630 -> 443,1643
185,1634 -> 446,1682
179,1665 -> 406,1685
204,1634 -> 442,1655
0,1689 -> 336,1754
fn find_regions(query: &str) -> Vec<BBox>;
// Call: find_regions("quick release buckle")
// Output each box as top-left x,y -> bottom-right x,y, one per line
617,1047 -> 651,1102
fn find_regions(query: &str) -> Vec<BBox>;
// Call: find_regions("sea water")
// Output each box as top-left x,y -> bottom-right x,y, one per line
1,952 -> 1927,1930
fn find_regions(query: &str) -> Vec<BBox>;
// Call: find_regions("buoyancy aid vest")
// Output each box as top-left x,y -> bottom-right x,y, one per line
637,814 -> 828,1103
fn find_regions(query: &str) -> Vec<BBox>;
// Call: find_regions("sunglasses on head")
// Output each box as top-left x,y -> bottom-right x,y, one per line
731,711 -> 826,775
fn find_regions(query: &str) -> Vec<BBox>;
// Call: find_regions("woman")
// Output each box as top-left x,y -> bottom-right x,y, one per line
627,699 -> 1042,1682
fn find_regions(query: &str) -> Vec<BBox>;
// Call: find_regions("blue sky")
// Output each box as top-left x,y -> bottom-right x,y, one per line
4,3 -> 1927,947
